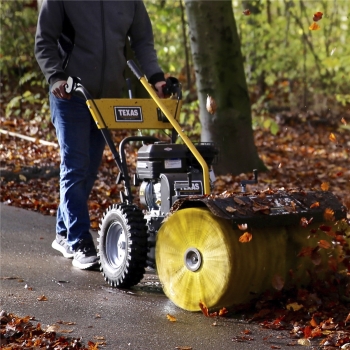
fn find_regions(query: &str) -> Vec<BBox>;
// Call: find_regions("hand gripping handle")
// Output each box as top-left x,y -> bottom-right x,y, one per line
127,60 -> 144,80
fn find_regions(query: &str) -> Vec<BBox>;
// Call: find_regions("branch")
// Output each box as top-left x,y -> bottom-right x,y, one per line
0,129 -> 58,148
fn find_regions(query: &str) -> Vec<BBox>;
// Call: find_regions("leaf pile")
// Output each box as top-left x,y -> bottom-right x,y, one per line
0,310 -> 99,350
1,113 -> 350,227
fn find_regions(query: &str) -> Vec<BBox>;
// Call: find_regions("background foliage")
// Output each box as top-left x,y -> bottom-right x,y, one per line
1,0 -> 349,136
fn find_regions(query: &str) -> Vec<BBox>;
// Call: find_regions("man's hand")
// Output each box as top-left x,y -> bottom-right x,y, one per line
154,81 -> 166,98
51,80 -> 71,99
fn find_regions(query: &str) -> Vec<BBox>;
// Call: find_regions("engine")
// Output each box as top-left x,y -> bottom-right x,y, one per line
136,142 -> 217,214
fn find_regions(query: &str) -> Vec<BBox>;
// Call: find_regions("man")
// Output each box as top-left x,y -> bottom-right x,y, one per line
35,0 -> 166,269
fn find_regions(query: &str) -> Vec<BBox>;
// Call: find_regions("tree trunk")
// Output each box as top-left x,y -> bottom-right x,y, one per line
184,0 -> 265,175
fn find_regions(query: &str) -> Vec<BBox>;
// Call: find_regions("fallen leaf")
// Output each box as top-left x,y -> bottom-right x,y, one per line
239,232 -> 252,243
313,11 -> 323,21
272,274 -> 284,291
93,336 -> 105,340
310,317 -> 318,327
87,341 -> 99,350
19,174 -> 27,181
323,208 -> 335,221
321,182 -> 329,191
237,223 -> 248,231
219,307 -> 228,316
61,329 -> 73,333
45,324 -> 59,333
199,301 -> 209,317
298,338 -> 311,346
37,295 -> 48,301
329,133 -> 337,143
206,95 -> 217,114
319,224 -> 332,232
234,197 -> 246,206
57,320 -> 76,325
310,201 -> 320,208
300,217 -> 311,228
175,347 -> 192,350
225,206 -> 236,213
287,302 -> 303,311
166,314 -> 177,322
309,22 -> 321,30
318,239 -> 331,249
311,249 -> 322,265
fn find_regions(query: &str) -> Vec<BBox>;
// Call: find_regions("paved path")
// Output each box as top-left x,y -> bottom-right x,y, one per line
0,203 -> 303,349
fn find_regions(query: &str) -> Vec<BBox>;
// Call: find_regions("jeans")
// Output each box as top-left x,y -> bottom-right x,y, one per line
50,93 -> 105,249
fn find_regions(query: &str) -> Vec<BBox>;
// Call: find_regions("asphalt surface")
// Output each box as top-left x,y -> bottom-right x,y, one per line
0,203 -> 308,350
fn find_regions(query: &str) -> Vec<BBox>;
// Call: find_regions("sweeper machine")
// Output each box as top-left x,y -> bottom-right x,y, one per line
66,60 -> 349,311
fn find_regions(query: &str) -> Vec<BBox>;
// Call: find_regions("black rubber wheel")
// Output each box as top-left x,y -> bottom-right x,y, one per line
97,203 -> 148,288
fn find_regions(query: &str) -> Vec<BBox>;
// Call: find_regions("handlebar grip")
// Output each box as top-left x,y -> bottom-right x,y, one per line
65,76 -> 81,94
127,60 -> 144,80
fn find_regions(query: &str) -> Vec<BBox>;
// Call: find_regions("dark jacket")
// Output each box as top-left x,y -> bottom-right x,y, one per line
34,0 -> 164,98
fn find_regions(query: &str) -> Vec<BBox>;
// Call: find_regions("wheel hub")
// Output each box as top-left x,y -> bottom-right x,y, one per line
184,248 -> 202,272
106,221 -> 126,268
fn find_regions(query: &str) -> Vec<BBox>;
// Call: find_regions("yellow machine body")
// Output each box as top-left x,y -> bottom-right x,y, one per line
86,98 -> 182,130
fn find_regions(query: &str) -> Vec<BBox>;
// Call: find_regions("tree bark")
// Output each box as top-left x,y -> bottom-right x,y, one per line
184,0 -> 265,175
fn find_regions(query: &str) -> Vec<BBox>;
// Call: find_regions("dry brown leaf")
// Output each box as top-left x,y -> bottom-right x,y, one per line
61,329 -> 74,333
309,22 -> 320,30
175,347 -> 192,350
321,182 -> 329,191
310,317 -> 318,327
310,201 -> 320,208
218,307 -> 228,316
300,217 -> 311,228
323,208 -> 335,221
272,274 -> 284,291
225,206 -> 236,213
206,95 -> 217,114
237,223 -> 248,231
311,249 -> 322,265
298,338 -> 311,346
37,295 -> 48,301
93,336 -> 105,340
57,320 -> 76,325
87,341 -> 99,350
199,301 -> 209,317
239,232 -> 252,243
313,11 -> 323,21
318,239 -> 331,249
234,197 -> 246,206
329,133 -> 337,143
45,324 -> 59,333
166,314 -> 177,322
